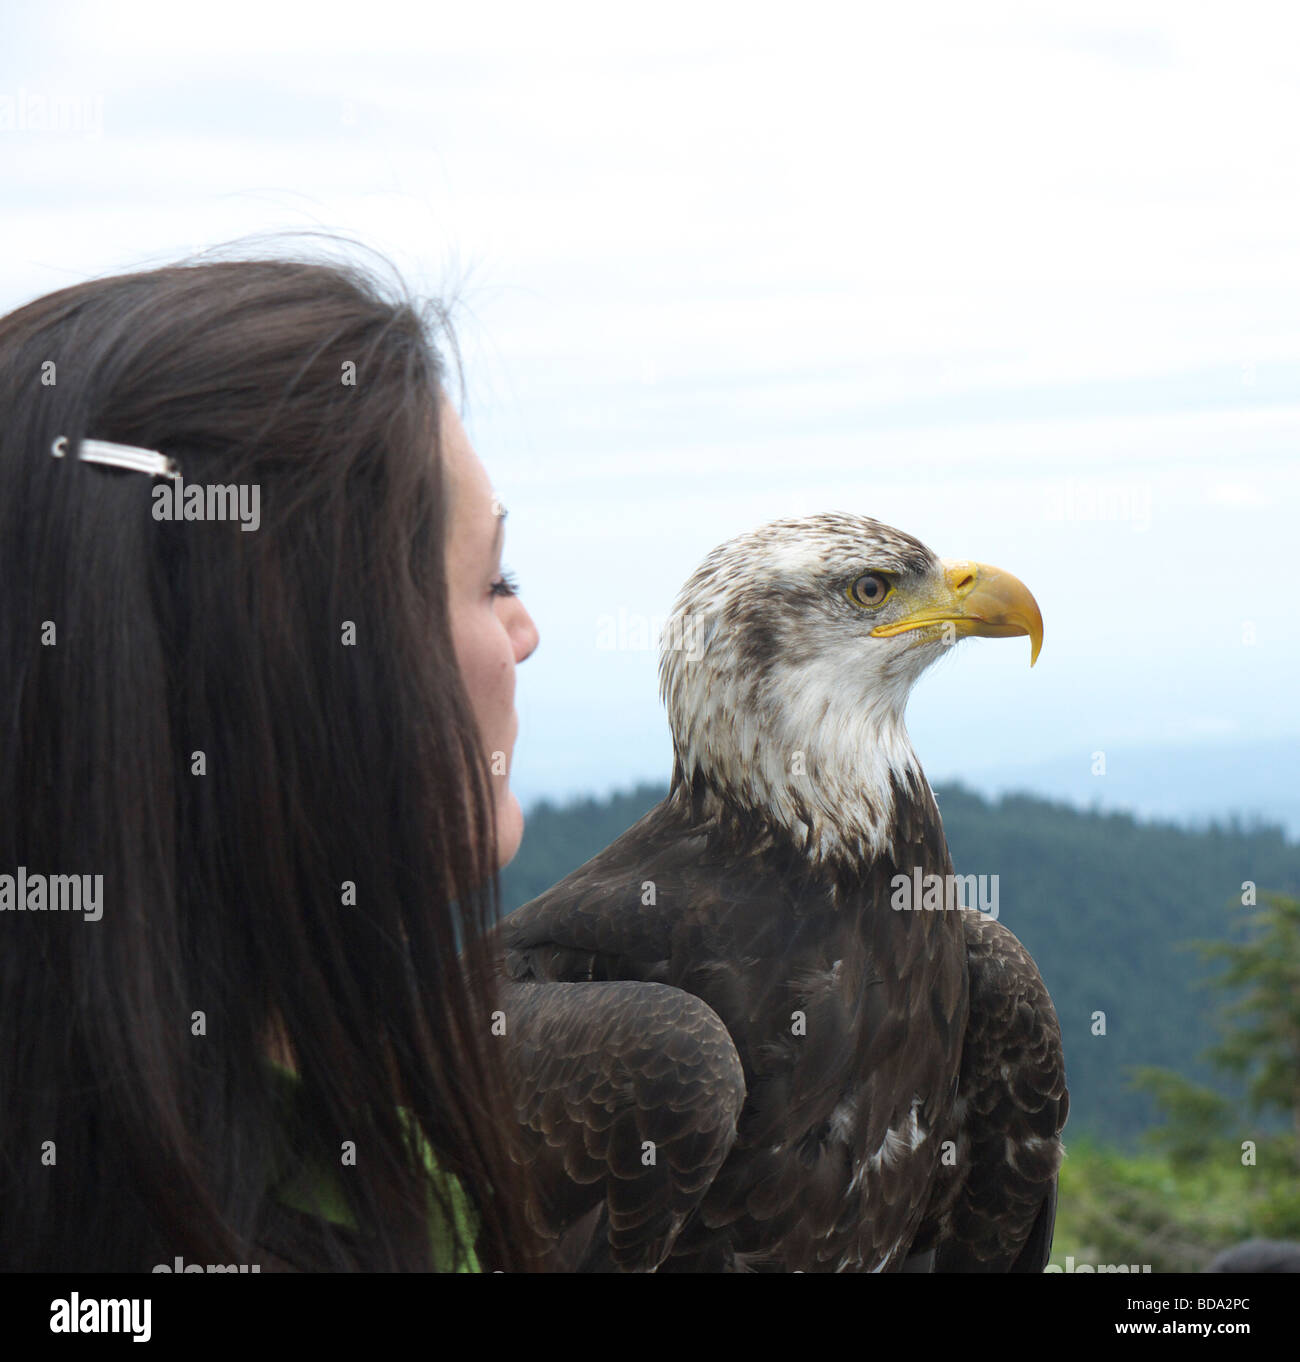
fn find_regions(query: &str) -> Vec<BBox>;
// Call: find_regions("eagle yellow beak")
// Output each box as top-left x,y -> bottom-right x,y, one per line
869,560 -> 1044,666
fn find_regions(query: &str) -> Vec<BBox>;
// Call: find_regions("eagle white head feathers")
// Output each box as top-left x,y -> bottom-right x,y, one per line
659,513 -> 1043,866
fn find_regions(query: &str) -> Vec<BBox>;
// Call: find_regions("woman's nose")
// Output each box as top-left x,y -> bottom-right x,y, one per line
513,601 -> 539,664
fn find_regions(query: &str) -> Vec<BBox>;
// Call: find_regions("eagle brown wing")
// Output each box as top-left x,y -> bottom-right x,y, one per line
915,908 -> 1069,1272
499,977 -> 745,1271
499,802 -> 746,1269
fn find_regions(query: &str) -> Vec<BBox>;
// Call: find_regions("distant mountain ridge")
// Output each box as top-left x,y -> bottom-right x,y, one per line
958,736 -> 1300,840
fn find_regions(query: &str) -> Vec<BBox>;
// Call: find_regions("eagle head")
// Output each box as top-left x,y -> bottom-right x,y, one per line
658,513 -> 1042,865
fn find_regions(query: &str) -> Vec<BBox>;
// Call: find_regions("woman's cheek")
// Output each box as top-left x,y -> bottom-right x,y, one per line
497,788 -> 524,867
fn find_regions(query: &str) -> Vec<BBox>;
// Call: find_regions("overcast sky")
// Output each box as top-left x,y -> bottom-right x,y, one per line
3,2 -> 1298,830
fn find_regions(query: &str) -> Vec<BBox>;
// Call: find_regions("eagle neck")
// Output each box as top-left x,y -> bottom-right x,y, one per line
668,694 -> 942,876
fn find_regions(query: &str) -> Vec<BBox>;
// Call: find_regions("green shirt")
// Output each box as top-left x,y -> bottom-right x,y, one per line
266,1060 -> 480,1271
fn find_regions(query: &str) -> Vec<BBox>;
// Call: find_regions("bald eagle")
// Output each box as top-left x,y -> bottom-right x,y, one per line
499,514 -> 1068,1272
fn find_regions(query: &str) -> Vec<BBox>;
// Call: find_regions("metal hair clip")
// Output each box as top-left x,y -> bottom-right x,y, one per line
51,435 -> 181,480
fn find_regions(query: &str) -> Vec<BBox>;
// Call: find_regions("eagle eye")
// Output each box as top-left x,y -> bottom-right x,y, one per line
847,573 -> 893,609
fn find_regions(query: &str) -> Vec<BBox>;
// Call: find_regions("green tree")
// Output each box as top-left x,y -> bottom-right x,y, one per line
1135,891 -> 1300,1152
1123,890 -> 1300,1245
1199,891 -> 1300,1143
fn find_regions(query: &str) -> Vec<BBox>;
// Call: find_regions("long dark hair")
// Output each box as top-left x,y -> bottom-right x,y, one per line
0,249 -> 537,1271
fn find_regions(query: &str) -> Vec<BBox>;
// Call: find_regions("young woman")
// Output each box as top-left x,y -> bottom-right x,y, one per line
0,252 -> 540,1271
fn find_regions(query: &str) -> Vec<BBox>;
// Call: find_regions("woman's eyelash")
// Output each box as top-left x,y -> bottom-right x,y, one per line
491,570 -> 519,598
